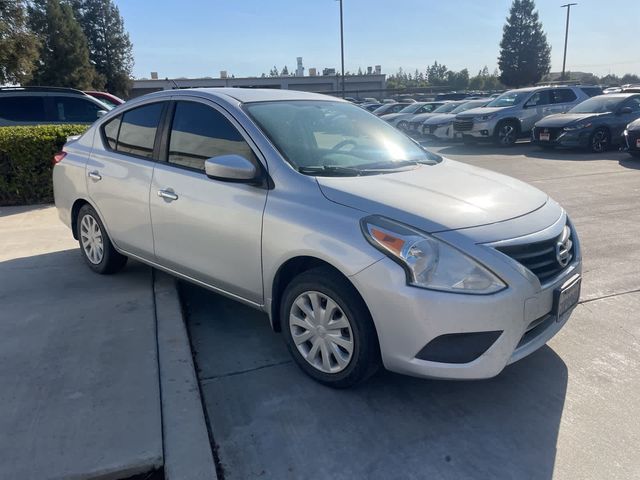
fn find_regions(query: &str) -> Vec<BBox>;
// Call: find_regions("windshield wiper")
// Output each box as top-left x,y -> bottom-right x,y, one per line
298,165 -> 362,176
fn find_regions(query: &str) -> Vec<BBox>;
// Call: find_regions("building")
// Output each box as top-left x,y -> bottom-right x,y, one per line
130,73 -> 387,99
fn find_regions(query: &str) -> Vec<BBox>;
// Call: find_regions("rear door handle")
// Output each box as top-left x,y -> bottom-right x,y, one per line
158,189 -> 179,201
88,171 -> 102,181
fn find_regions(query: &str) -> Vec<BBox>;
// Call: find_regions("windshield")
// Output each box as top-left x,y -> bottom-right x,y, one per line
245,100 -> 440,176
487,91 -> 529,108
569,96 -> 623,114
432,102 -> 460,114
398,103 -> 424,113
450,100 -> 487,114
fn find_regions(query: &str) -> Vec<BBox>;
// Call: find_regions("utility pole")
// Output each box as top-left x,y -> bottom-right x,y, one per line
338,0 -> 345,98
561,3 -> 577,81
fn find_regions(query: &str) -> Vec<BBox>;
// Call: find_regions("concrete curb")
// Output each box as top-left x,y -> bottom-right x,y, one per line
153,271 -> 218,480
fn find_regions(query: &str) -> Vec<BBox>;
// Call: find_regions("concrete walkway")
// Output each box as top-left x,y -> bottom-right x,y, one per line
0,205 -> 162,479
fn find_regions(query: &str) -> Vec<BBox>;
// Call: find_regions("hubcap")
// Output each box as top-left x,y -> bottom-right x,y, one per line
499,125 -> 516,145
289,291 -> 354,374
592,131 -> 607,152
80,214 -> 104,264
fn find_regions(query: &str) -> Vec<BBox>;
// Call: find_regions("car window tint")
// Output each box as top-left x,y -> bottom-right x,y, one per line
580,87 -> 602,98
103,115 -> 121,150
0,96 -> 48,121
623,97 -> 640,112
168,101 -> 256,171
117,103 -> 164,159
553,89 -> 577,104
52,96 -> 103,122
527,90 -> 552,106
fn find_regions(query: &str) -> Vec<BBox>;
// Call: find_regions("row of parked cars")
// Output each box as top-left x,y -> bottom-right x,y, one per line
375,85 -> 640,157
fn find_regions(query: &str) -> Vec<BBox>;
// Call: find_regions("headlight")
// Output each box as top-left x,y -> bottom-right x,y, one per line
623,129 -> 628,136
564,122 -> 592,131
475,114 -> 496,121
361,216 -> 506,294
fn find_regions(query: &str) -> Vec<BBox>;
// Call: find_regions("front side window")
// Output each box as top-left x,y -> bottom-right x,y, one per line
167,101 -> 256,171
116,102 -> 164,159
525,90 -> 552,107
0,96 -> 48,121
487,91 -> 529,108
52,96 -> 103,122
245,100 -> 440,176
552,89 -> 577,104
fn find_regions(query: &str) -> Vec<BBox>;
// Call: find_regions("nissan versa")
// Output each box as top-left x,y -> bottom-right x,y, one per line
53,88 -> 582,388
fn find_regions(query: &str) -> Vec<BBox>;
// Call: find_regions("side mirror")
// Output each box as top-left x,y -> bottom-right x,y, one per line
97,110 -> 108,118
619,106 -> 633,115
204,154 -> 258,183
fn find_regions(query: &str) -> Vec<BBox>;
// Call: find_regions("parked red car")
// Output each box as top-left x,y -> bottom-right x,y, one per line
84,91 -> 124,108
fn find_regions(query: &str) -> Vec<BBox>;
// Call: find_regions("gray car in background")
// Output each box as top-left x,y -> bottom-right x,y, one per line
453,85 -> 602,146
53,88 -> 582,388
380,102 -> 446,129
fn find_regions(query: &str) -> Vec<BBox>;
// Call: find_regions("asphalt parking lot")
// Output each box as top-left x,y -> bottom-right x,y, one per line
182,143 -> 640,480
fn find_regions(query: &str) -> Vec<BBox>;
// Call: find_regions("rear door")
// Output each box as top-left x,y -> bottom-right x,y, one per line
86,101 -> 166,258
149,98 -> 268,304
0,95 -> 50,126
521,89 -> 553,132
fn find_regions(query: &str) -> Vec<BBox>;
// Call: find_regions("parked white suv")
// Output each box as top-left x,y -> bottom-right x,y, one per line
53,88 -> 582,388
453,85 -> 602,146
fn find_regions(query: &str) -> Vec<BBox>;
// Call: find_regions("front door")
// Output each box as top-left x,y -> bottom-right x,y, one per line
149,98 -> 268,304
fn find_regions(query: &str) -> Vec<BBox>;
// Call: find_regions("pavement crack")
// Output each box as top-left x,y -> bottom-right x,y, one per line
579,288 -> 640,305
200,360 -> 293,383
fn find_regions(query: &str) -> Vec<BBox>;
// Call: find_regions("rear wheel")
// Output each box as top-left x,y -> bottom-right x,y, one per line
77,204 -> 127,274
281,267 -> 380,388
494,120 -> 519,147
589,128 -> 610,153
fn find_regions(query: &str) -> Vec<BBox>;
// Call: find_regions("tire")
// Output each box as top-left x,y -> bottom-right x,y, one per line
76,204 -> 127,274
589,128 -> 611,153
494,120 -> 519,147
630,151 -> 640,159
280,266 -> 381,388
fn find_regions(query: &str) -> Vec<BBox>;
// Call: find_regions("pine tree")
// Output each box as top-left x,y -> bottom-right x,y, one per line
280,65 -> 289,76
70,0 -> 133,97
498,0 -> 551,87
28,0 -> 99,89
0,0 -> 40,84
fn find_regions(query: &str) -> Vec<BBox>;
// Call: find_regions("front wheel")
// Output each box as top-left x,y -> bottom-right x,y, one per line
589,128 -> 610,153
494,121 -> 519,147
281,267 -> 380,388
397,120 -> 408,131
77,204 -> 127,274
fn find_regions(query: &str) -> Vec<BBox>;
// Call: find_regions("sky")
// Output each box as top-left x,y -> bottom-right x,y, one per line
117,0 -> 640,80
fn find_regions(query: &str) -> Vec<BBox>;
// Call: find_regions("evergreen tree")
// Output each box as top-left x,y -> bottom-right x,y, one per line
280,65 -> 289,76
498,0 -> 551,87
426,61 -> 449,86
269,66 -> 278,76
0,0 -> 40,84
70,0 -> 133,97
28,0 -> 99,89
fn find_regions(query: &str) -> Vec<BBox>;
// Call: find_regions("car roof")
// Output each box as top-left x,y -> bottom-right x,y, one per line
171,87 -> 344,104
596,93 -> 639,99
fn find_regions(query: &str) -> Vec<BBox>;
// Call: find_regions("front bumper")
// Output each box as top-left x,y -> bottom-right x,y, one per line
624,129 -> 640,153
350,221 -> 582,380
456,119 -> 496,139
532,127 -> 590,148
423,123 -> 455,140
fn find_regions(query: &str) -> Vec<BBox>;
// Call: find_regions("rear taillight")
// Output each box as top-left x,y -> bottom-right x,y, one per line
53,151 -> 67,166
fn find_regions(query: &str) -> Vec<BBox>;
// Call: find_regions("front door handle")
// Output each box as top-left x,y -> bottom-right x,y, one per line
158,189 -> 179,202
88,171 -> 102,181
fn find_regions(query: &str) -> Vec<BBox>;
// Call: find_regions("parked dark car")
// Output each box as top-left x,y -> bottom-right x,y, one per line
434,92 -> 470,101
624,118 -> 640,158
532,93 -> 640,152
361,102 -> 383,112
371,102 -> 411,116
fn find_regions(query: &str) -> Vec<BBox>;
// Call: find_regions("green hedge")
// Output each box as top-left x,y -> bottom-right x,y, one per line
0,124 -> 89,206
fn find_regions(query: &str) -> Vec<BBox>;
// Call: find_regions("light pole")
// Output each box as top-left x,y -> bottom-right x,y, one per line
561,3 -> 577,81
338,0 -> 345,98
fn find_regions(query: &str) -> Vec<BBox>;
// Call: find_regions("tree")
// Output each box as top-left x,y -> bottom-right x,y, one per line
280,65 -> 289,76
426,61 -> 449,86
0,0 -> 40,85
70,0 -> 133,97
28,0 -> 100,89
269,66 -> 278,76
498,0 -> 551,87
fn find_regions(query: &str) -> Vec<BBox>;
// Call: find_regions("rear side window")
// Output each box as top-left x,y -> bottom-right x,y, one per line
0,96 -> 48,122
116,103 -> 164,159
167,101 -> 256,171
52,96 -> 104,122
552,89 -> 577,104
103,116 -> 121,150
580,87 -> 603,98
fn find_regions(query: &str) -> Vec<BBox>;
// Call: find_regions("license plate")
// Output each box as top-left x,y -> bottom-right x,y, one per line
552,275 -> 581,321
636,139 -> 640,148
539,133 -> 550,141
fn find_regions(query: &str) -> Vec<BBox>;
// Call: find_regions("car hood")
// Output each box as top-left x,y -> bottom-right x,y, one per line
536,112 -> 608,128
381,113 -> 406,121
316,158 -> 548,233
456,106 -> 509,119
423,113 -> 455,125
410,112 -> 442,123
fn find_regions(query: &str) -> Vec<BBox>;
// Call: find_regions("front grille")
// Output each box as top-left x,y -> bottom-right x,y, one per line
626,130 -> 640,151
534,126 -> 563,141
495,225 -> 574,283
454,118 -> 474,132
